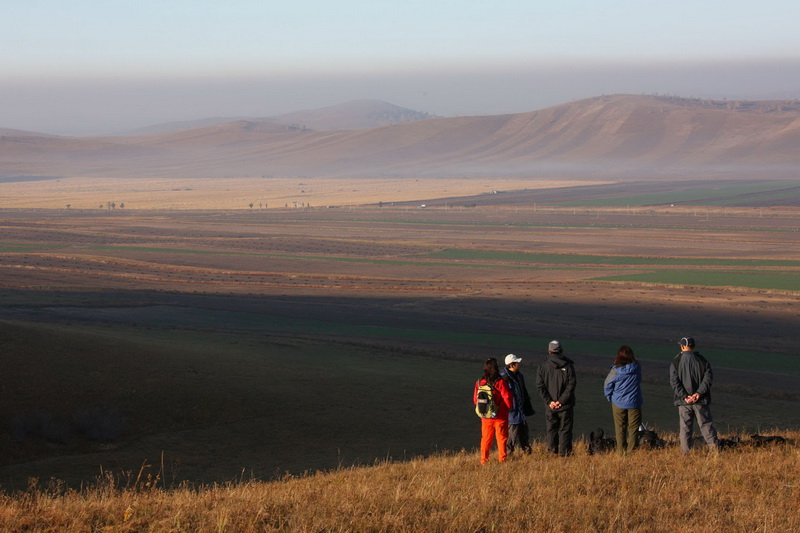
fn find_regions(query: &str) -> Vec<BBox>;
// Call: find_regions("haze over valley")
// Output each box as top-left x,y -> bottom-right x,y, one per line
3,95 -> 800,187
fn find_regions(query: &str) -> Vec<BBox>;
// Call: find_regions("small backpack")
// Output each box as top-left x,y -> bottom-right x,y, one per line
475,380 -> 498,419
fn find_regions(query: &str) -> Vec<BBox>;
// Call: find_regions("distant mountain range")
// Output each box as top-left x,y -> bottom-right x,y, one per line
121,100 -> 433,135
3,95 -> 800,180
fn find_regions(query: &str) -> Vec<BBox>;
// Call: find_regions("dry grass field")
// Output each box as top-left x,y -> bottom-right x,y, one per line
0,176 -> 606,210
1,435 -> 798,532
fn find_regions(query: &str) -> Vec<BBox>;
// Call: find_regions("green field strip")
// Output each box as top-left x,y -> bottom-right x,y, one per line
593,270 -> 800,291
223,217 -> 800,234
90,245 -> 233,255
0,247 -> 46,253
74,246 -> 800,287
701,189 -> 800,207
60,245 -> 800,270
86,245 -> 592,271
18,303 -> 798,374
429,249 -> 800,268
118,306 -> 800,375
0,242 -> 64,248
522,338 -> 800,375
104,244 -> 800,271
0,243 -> 65,252
556,192 -> 800,208
303,256 -> 583,271
553,181 -> 800,207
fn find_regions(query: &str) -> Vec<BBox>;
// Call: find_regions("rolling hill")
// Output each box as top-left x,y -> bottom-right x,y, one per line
268,99 -> 432,130
118,99 -> 431,135
2,94 -> 800,179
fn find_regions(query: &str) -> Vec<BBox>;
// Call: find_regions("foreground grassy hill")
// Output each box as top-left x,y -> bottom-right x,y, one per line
2,434 -> 797,532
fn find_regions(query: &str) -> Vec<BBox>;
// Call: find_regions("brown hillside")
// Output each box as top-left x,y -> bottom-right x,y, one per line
119,99 -> 430,135
2,94 -> 800,179
268,99 -> 432,130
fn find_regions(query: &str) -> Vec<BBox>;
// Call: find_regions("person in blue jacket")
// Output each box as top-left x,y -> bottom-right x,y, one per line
603,345 -> 643,455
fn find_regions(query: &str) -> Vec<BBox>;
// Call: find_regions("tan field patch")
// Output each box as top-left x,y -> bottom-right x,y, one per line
0,176 -> 609,210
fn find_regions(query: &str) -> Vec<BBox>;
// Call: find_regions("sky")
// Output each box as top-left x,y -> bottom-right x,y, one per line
3,0 -> 800,135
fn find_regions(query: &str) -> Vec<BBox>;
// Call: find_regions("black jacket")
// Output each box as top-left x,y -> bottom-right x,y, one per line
670,350 -> 713,406
535,353 -> 577,412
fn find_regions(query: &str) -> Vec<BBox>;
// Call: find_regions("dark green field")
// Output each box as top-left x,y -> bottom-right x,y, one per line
555,181 -> 800,207
414,179 -> 800,208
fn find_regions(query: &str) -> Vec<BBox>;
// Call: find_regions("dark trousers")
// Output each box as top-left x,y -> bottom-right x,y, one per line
545,408 -> 573,456
507,420 -> 531,454
612,404 -> 642,455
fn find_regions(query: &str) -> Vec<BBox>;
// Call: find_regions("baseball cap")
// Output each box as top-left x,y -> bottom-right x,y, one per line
548,340 -> 562,354
505,353 -> 522,365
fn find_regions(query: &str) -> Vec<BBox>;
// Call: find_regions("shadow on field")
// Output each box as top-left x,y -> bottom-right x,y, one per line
1,288 -> 799,489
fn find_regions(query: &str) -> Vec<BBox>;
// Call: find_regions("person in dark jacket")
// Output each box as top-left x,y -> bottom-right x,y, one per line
500,353 -> 535,455
669,336 -> 719,454
604,345 -> 643,455
535,340 -> 577,456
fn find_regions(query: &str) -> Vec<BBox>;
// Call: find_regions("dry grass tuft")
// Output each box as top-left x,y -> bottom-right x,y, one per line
1,432 -> 798,532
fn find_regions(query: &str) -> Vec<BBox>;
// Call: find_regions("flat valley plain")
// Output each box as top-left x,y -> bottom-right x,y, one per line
1,182 -> 799,488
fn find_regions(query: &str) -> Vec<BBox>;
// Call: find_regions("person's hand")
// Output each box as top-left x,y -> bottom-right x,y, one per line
549,401 -> 562,410
685,393 -> 700,404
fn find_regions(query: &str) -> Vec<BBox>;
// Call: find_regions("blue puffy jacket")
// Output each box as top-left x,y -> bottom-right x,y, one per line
603,362 -> 643,409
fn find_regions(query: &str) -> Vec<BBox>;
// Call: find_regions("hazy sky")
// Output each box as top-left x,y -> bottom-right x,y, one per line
3,0 -> 800,135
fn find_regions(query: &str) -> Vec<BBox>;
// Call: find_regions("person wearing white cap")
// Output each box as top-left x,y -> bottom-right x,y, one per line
500,353 -> 535,455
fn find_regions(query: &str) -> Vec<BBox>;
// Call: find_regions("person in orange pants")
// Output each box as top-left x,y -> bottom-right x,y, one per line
480,418 -> 510,464
474,357 -> 513,465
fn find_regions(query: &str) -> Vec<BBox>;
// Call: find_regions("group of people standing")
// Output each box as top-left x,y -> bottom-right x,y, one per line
473,336 -> 720,464
473,340 -> 576,464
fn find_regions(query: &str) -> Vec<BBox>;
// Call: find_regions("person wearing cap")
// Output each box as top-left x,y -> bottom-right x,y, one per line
669,336 -> 719,453
535,340 -> 577,456
603,345 -> 643,455
500,353 -> 535,455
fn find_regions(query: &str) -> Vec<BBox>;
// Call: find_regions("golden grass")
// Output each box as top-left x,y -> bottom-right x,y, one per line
0,176 -> 608,210
2,433 -> 797,532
